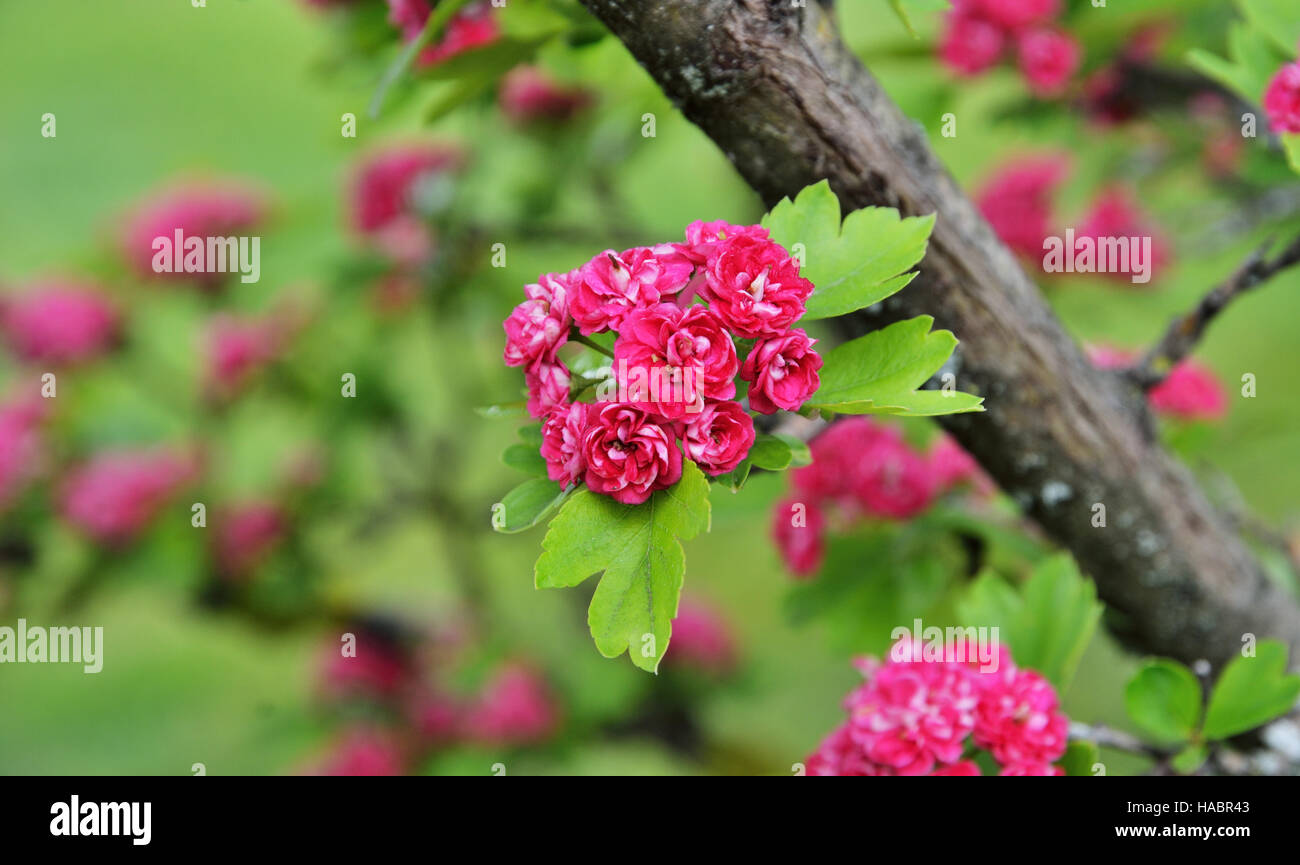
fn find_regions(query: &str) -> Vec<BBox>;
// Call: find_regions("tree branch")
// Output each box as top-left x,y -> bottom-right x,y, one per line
578,0 -> 1300,670
1130,234 -> 1300,388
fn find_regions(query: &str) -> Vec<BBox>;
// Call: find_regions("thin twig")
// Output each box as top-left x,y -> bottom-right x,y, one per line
1068,721 -> 1169,758
570,332 -> 614,358
1129,234 -> 1300,389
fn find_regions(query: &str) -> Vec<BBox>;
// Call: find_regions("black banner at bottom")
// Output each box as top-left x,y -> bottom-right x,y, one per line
0,776 -> 1284,851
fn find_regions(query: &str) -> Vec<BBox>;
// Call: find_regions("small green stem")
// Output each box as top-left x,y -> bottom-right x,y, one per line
571,333 -> 614,358
368,0 -> 476,119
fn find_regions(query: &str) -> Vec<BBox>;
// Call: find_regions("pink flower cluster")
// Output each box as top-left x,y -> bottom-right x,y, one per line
0,281 -> 120,366
311,626 -> 561,774
976,156 -> 1171,283
772,419 -> 992,577
664,598 -> 739,677
506,222 -> 822,505
1264,58 -> 1300,135
806,639 -> 1069,776
1087,345 -> 1227,421
0,391 -> 48,513
211,501 -> 288,581
59,447 -> 200,547
203,313 -> 288,402
385,0 -> 499,68
499,66 -> 594,126
120,183 -> 265,290
303,727 -> 407,777
939,0 -> 1080,97
350,143 -> 462,266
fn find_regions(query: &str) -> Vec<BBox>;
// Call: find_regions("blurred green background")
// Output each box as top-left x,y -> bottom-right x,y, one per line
0,0 -> 1296,775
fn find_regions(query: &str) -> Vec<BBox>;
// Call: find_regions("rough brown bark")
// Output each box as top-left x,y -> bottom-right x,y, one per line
578,0 -> 1300,670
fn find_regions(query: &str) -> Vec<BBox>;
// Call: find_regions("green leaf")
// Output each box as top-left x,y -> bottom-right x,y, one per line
419,35 -> 555,82
1061,740 -> 1100,777
1187,22 -> 1291,106
423,75 -> 495,124
1285,135 -> 1300,175
502,443 -> 547,476
1202,640 -> 1300,740
1124,660 -> 1202,743
762,181 -> 935,321
776,433 -> 813,467
714,459 -> 752,492
534,461 -> 712,672
785,530 -> 957,654
748,434 -> 794,471
956,553 -> 1102,690
884,0 -> 951,39
806,316 -> 983,416
1238,0 -> 1300,59
1172,743 -> 1208,775
493,478 -> 570,534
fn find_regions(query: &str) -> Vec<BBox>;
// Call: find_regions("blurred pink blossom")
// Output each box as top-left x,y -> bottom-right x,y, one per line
0,281 -> 120,365
60,447 -> 199,547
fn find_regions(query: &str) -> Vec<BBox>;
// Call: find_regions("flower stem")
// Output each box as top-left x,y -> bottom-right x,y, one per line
571,333 -> 615,358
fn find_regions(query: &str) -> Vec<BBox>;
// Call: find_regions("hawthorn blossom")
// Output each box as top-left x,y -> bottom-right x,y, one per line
771,496 -> 826,578
666,598 -> 738,676
385,0 -> 499,68
211,501 -> 288,581
740,329 -> 822,414
1076,188 -> 1172,282
1149,360 -> 1228,421
805,641 -> 1071,776
939,10 -> 1005,76
120,184 -> 265,288
350,143 -> 462,265
499,66 -> 593,125
1017,29 -> 1081,97
973,664 -> 1070,767
503,271 -> 574,371
570,245 -> 694,334
701,234 -> 813,338
540,402 -> 589,488
60,448 -> 199,547
1264,61 -> 1300,135
525,361 -> 570,419
678,220 -> 771,266
318,632 -> 413,703
305,728 -> 405,776
580,402 -> 682,504
682,399 -> 755,476
0,391 -> 47,512
0,282 -> 120,365
460,663 -> 559,746
614,303 -> 738,418
204,313 -> 283,401
975,155 -> 1069,259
